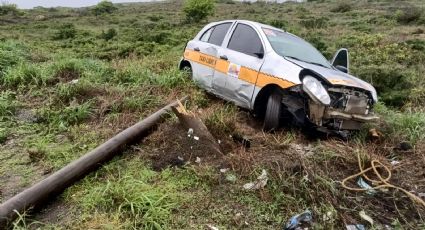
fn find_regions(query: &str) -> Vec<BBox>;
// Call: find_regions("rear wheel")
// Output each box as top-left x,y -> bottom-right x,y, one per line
263,91 -> 282,132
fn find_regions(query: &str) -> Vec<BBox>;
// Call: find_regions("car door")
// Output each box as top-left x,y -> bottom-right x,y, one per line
185,22 -> 232,91
214,23 -> 265,109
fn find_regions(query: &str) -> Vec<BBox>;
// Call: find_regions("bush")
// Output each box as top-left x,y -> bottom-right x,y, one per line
99,28 -> 117,41
268,19 -> 288,29
54,23 -> 77,40
92,1 -> 117,16
331,2 -> 352,13
183,0 -> 215,23
395,6 -> 423,24
300,16 -> 329,29
355,65 -> 413,107
0,3 -> 21,16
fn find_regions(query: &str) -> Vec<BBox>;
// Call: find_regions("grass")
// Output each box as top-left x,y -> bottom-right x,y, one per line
1,0 -> 425,229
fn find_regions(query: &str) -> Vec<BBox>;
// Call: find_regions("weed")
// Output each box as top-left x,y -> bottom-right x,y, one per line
0,40 -> 28,74
1,62 -> 47,88
53,23 -> 77,40
330,2 -> 352,13
39,101 -> 93,129
0,128 -> 8,144
300,16 -> 329,29
205,104 -> 237,135
374,102 -> 425,144
70,159 -> 199,229
0,90 -> 18,117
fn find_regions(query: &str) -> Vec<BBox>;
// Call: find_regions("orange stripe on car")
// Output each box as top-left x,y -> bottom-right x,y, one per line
184,49 -> 295,88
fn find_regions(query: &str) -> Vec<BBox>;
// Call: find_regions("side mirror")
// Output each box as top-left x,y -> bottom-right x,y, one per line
331,48 -> 349,73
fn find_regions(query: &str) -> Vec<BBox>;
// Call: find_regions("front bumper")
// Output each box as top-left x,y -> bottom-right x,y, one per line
307,96 -> 379,130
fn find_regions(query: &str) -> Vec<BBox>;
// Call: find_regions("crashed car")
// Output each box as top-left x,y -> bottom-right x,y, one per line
179,20 -> 378,132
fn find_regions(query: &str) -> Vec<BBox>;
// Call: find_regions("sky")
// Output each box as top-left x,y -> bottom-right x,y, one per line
4,0 -> 163,9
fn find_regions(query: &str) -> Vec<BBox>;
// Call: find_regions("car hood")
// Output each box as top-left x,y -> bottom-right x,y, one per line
288,59 -> 378,102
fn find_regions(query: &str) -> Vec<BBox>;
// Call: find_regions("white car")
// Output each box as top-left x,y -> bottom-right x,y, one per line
179,20 -> 378,133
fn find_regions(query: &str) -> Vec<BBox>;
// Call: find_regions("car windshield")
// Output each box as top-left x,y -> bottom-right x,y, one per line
262,28 -> 332,68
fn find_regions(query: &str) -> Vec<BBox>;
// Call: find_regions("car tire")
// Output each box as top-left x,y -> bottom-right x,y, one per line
263,91 -> 282,132
182,65 -> 192,79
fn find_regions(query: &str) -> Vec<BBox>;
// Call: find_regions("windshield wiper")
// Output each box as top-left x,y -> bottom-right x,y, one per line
285,56 -> 330,69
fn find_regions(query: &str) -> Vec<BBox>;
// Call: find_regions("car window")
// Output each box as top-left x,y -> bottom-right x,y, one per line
200,27 -> 213,42
228,24 -> 263,58
262,28 -> 331,68
208,23 -> 231,46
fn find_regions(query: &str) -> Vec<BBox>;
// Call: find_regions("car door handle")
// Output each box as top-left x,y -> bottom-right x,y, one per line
194,47 -> 200,51
219,55 -> 228,60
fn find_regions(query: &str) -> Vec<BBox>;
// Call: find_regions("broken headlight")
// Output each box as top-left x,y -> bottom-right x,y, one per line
302,75 -> 331,105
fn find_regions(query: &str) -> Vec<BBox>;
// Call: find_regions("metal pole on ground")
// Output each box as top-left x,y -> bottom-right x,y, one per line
0,97 -> 187,228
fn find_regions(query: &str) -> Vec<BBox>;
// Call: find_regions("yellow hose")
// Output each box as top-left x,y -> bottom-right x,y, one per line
341,151 -> 425,208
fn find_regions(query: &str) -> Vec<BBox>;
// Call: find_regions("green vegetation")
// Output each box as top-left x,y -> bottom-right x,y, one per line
92,1 -> 118,16
183,0 -> 215,22
1,0 -> 424,229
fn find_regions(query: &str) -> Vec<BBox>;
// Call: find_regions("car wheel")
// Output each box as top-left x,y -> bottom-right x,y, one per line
263,91 -> 282,132
182,66 -> 192,79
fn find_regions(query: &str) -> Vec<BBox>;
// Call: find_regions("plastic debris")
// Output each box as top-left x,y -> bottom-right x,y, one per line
195,157 -> 201,163
359,210 -> 374,226
418,193 -> 425,198
70,79 -> 79,84
284,210 -> 313,230
346,224 -> 365,230
357,177 -> 377,195
243,169 -> 268,190
187,128 -> 194,137
220,168 -> 229,173
193,136 -> 199,141
206,224 -> 219,230
390,160 -> 400,166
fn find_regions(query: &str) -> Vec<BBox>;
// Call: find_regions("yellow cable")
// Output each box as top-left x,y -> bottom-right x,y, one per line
341,151 -> 425,208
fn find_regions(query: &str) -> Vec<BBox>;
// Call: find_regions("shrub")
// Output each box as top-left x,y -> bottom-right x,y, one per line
0,3 -> 21,16
300,16 -> 329,29
183,0 -> 215,23
268,19 -> 288,29
54,23 -> 77,40
395,6 -> 423,24
355,65 -> 413,107
331,2 -> 352,13
99,28 -> 117,41
92,1 -> 117,16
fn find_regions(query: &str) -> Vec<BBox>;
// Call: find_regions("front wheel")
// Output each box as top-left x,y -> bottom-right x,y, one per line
263,91 -> 282,132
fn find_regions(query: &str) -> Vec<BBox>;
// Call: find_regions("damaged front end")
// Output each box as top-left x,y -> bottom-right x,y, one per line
301,75 -> 379,131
